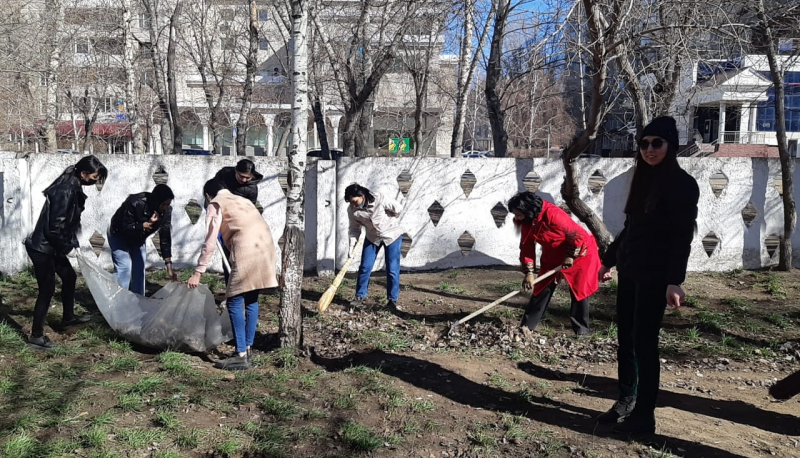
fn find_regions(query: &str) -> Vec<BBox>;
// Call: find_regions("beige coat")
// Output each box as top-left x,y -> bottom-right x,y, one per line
196,189 -> 278,297
348,192 -> 403,248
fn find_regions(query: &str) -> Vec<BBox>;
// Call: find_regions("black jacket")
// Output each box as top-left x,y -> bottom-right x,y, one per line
603,168 -> 699,286
25,175 -> 86,256
215,167 -> 262,205
109,193 -> 172,259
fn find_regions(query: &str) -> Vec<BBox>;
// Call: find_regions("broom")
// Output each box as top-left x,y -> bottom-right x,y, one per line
318,235 -> 365,313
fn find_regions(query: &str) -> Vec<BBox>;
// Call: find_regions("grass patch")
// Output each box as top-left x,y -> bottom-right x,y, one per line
129,376 -> 164,394
158,351 -> 194,376
261,396 -> 299,420
269,347 -> 300,370
333,389 -> 360,410
341,420 -> 382,452
686,326 -> 700,341
410,398 -> 435,413
438,281 -> 466,294
175,429 -> 202,449
358,329 -> 411,351
491,280 -> 522,294
2,432 -> 38,458
78,426 -> 107,448
154,411 -> 181,430
117,393 -> 143,412
721,297 -> 750,313
766,313 -> 792,329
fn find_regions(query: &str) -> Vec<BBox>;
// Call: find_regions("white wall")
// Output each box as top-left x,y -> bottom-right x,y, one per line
0,154 -> 797,277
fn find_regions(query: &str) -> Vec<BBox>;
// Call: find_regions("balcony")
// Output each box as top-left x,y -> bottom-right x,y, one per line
721,131 -> 767,144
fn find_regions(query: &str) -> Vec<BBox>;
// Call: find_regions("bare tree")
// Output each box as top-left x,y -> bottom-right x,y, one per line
749,0 -> 800,269
280,0 -> 308,348
235,0 -> 260,156
312,0 -> 429,157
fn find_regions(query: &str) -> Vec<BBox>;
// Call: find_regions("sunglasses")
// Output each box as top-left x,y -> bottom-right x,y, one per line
638,138 -> 666,150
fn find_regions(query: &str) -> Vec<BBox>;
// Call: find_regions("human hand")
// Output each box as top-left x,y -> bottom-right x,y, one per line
522,272 -> 536,291
561,256 -> 574,269
187,272 -> 202,289
666,284 -> 685,310
598,265 -> 613,282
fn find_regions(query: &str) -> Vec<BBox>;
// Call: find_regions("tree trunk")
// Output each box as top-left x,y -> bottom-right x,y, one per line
236,0 -> 260,156
167,3 -> 183,154
311,96 -> 331,159
341,106 -> 359,157
758,2 -> 794,270
143,0 -> 174,155
560,0 -> 616,254
122,0 -> 143,154
43,0 -> 63,153
356,94 -> 375,156
484,0 -> 510,158
451,0 -> 474,157
280,0 -> 309,348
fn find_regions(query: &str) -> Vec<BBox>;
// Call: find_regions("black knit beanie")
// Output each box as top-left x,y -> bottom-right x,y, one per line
640,116 -> 679,151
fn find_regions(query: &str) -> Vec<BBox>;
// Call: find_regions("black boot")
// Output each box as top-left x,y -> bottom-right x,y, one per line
611,411 -> 656,435
596,396 -> 636,424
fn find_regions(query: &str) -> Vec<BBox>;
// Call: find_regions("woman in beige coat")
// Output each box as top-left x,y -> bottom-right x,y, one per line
188,179 -> 278,371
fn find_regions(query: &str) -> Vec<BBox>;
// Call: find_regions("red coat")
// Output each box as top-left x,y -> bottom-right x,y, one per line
519,200 -> 600,300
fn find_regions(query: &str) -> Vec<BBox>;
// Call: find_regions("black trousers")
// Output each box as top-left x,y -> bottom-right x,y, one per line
26,247 -> 76,337
520,282 -> 590,335
615,275 -> 668,416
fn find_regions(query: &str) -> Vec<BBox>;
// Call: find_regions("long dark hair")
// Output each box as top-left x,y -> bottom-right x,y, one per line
344,183 -> 375,204
507,191 -> 543,222
624,138 -> 681,214
236,159 -> 256,174
147,184 -> 175,211
45,155 -> 108,191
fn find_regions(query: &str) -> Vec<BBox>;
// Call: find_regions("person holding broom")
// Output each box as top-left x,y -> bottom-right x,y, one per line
345,183 -> 403,310
508,191 -> 600,337
596,116 -> 699,435
188,179 -> 278,371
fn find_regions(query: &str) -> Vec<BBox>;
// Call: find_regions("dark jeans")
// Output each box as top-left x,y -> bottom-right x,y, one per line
520,282 -> 590,335
26,247 -> 77,337
615,275 -> 668,416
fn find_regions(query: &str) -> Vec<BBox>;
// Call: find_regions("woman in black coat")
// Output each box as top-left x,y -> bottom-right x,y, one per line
24,155 -> 108,350
214,159 -> 263,206
596,116 -> 699,435
108,184 -> 177,295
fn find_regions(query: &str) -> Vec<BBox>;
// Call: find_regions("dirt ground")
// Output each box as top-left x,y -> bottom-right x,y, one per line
0,265 -> 799,458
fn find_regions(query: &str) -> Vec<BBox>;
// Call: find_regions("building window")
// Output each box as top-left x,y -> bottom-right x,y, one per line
246,127 -> 267,147
183,126 -> 204,147
756,72 -> 800,133
222,37 -> 236,51
258,10 -> 269,21
39,73 -> 48,86
138,12 -> 152,29
139,42 -> 152,58
75,40 -> 89,54
259,39 -> 269,51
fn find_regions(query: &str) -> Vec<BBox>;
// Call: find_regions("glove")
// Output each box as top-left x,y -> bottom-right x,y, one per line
522,272 -> 537,291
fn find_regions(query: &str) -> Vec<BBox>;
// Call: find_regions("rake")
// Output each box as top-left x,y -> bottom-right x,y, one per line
447,267 -> 561,336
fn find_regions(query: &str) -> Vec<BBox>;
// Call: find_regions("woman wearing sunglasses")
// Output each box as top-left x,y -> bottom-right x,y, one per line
596,116 -> 699,435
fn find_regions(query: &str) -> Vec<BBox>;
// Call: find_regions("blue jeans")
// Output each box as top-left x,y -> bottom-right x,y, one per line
356,236 -> 401,302
108,232 -> 146,295
227,290 -> 259,354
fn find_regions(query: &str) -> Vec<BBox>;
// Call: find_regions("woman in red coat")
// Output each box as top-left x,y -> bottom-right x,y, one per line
508,191 -> 600,336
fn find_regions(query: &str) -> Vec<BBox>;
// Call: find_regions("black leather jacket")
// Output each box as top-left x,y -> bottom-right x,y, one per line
109,193 -> 172,259
25,175 -> 86,256
214,166 -> 262,205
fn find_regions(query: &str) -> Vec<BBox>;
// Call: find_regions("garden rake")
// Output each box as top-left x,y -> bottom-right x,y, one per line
447,267 -> 561,336
318,235 -> 365,313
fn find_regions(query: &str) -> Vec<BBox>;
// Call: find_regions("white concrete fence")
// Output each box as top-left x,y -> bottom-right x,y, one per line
0,152 -> 793,276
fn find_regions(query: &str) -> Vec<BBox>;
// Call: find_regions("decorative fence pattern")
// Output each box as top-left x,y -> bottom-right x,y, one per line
0,152 -> 794,276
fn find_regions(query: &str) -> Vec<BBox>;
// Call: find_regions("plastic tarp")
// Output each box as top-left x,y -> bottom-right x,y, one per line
77,253 -> 233,352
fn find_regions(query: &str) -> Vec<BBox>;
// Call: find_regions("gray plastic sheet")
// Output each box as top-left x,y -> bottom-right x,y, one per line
77,253 -> 233,352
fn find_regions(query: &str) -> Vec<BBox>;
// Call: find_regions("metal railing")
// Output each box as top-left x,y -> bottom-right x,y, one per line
721,131 -> 767,144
